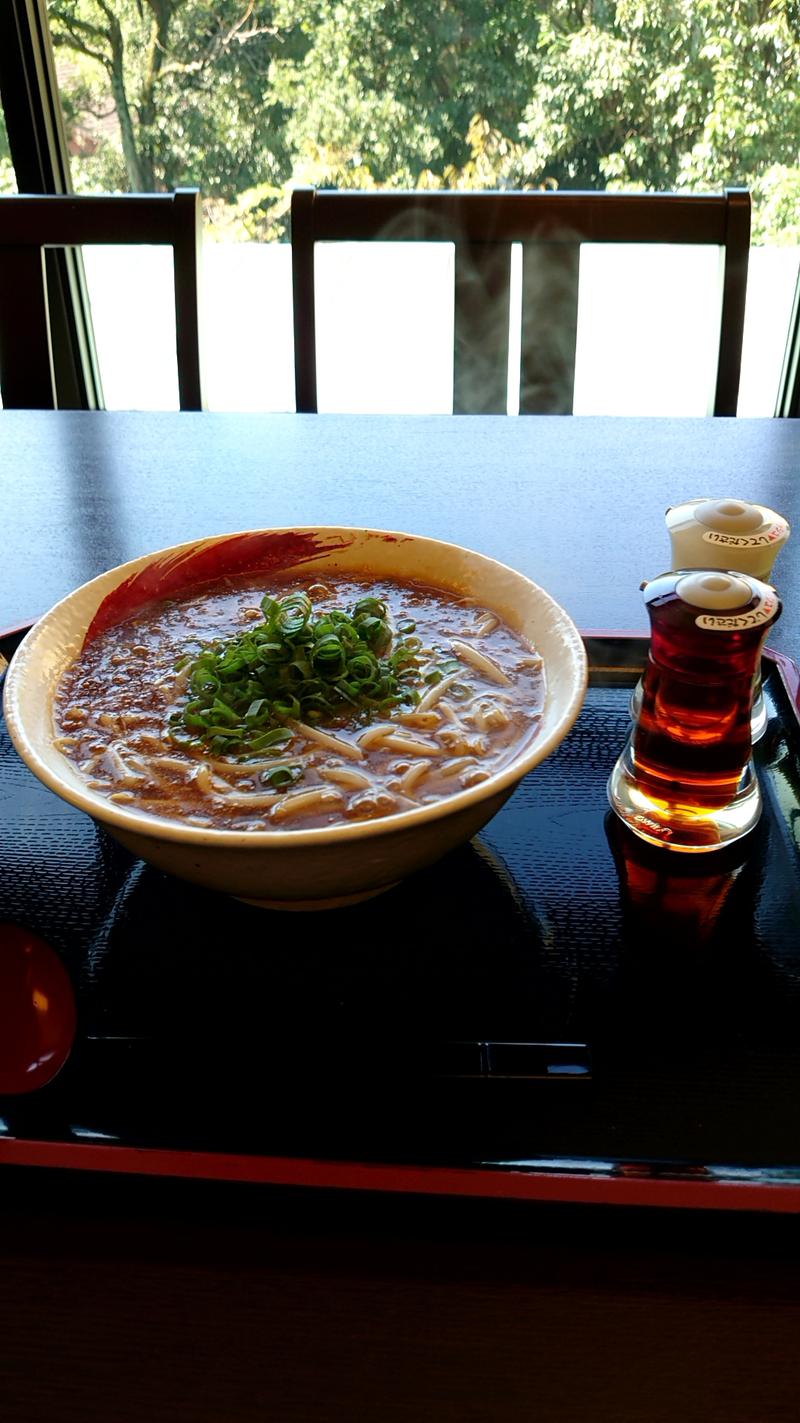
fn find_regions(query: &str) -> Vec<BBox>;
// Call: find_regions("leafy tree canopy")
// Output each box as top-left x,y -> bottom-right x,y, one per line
48,0 -> 303,231
516,0 -> 800,239
44,0 -> 800,241
270,0 -> 543,186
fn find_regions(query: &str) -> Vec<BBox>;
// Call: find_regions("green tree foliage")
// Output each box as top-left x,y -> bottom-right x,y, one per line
46,0 -> 800,241
518,0 -> 714,190
270,0 -> 542,187
517,0 -> 800,240
48,0 -> 302,229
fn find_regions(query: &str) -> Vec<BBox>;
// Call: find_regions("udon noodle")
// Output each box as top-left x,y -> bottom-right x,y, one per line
54,574 -> 546,831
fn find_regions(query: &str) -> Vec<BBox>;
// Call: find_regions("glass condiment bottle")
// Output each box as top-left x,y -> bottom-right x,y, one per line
665,497 -> 790,579
609,569 -> 781,851
631,497 -> 790,739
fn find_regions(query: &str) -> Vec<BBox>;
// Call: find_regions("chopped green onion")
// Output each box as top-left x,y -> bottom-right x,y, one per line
260,763 -> 303,789
173,587 -> 423,762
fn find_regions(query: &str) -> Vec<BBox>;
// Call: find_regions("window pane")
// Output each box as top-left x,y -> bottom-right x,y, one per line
574,246 -> 724,418
82,248 -> 180,410
31,2 -> 800,415
739,247 -> 800,417
314,245 -> 454,415
202,243 -> 295,413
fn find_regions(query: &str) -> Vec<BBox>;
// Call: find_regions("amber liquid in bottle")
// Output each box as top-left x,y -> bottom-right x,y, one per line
633,588 -> 768,808
609,570 -> 781,851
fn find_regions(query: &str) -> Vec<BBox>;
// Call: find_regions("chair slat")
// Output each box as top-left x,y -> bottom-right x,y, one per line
714,187 -> 750,417
290,187 -> 751,418
0,247 -> 54,409
172,189 -> 203,412
519,243 -> 580,416
453,242 -> 511,414
292,187 -> 318,414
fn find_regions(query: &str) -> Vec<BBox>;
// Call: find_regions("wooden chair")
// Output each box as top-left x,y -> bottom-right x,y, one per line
291,187 -> 750,416
0,189 -> 203,410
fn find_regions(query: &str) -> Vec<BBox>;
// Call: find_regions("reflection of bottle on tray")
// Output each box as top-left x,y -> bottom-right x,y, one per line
605,811 -> 753,951
631,497 -> 790,739
604,812 -> 761,1056
609,569 -> 781,851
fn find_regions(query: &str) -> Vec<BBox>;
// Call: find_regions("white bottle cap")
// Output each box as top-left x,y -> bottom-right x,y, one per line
675,571 -> 753,610
666,497 -> 790,579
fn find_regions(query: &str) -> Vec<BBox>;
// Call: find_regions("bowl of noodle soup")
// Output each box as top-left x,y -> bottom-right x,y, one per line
4,527 -> 587,909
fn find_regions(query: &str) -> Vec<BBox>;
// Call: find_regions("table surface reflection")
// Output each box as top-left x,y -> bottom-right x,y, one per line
4,411 -> 800,655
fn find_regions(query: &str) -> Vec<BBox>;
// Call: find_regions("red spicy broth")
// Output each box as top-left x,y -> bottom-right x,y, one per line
54,573 -> 546,831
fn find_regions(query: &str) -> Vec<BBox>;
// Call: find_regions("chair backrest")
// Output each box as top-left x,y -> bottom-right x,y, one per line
0,189 -> 203,410
291,187 -> 750,416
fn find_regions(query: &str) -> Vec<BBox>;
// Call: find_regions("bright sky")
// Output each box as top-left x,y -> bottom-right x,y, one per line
81,242 -> 799,417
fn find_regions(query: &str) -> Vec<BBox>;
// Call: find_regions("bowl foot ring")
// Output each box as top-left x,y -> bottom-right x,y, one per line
234,882 -> 400,911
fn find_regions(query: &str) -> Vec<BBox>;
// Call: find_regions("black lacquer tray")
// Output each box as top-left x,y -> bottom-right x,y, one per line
2,627 -> 800,1213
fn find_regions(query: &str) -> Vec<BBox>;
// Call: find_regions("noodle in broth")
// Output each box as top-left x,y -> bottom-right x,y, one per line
55,575 -> 546,831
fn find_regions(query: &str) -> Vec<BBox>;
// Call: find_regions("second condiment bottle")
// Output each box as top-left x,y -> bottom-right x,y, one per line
610,569 -> 781,851
631,497 -> 790,739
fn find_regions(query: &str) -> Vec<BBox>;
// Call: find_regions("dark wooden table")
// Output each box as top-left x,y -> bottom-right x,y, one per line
5,411 -> 800,652
3,410 -> 800,1422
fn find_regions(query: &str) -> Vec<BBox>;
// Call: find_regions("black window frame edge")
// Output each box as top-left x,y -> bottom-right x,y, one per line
0,0 -> 103,408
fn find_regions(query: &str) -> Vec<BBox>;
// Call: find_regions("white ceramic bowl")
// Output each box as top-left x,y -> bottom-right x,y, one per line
4,527 -> 587,909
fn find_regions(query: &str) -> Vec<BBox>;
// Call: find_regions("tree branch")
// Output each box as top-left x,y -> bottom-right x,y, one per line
156,8 -> 278,84
93,0 -> 125,32
220,2 -> 277,44
224,1 -> 255,43
79,98 -> 118,121
49,8 -> 111,47
50,28 -> 111,72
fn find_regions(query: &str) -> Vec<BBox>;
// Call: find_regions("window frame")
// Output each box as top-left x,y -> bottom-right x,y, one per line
0,0 -> 102,408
